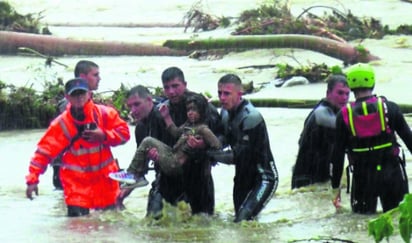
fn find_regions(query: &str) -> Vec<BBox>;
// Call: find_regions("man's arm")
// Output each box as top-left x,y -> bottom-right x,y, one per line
330,112 -> 348,188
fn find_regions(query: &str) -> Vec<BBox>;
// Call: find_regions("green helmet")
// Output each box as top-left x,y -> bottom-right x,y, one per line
346,63 -> 375,90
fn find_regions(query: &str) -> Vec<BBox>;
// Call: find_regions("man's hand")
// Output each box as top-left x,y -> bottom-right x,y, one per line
147,147 -> 159,162
82,127 -> 106,142
187,135 -> 205,149
159,104 -> 173,127
332,188 -> 341,209
206,149 -> 234,164
159,104 -> 170,119
26,183 -> 39,200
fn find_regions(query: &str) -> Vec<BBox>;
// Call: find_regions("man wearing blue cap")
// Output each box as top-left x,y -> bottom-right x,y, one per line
25,78 -> 130,217
52,60 -> 101,190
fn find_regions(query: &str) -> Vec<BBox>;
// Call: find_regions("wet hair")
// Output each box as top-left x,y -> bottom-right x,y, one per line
218,74 -> 242,87
326,74 -> 348,92
185,93 -> 209,123
74,60 -> 99,77
127,85 -> 152,99
161,66 -> 186,84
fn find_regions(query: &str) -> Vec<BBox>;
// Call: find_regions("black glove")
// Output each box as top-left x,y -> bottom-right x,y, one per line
206,149 -> 234,165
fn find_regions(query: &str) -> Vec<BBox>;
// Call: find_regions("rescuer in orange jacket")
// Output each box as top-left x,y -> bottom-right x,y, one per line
25,78 -> 130,217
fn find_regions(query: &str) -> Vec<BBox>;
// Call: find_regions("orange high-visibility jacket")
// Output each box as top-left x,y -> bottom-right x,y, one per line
26,100 -> 130,208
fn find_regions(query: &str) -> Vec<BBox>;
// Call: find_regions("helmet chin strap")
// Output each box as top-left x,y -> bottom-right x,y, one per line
70,106 -> 85,121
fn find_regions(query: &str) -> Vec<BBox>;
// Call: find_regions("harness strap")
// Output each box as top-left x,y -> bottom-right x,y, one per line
347,103 -> 356,136
377,97 -> 385,132
351,142 -> 393,152
347,97 -> 386,137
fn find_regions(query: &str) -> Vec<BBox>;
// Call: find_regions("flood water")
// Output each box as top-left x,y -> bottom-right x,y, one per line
2,0 -> 412,242
2,108 -> 411,242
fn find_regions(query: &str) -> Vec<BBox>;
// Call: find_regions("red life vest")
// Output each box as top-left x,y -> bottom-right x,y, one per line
341,96 -> 393,152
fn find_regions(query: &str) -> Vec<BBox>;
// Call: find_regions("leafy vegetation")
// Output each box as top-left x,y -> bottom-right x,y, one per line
368,194 -> 412,243
233,0 -> 412,41
0,1 -> 50,34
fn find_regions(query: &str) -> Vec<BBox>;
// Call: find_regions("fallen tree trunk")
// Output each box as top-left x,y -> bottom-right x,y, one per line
0,31 -> 380,64
210,98 -> 319,109
46,22 -> 184,28
0,31 -> 187,56
163,34 -> 380,64
211,98 -> 412,113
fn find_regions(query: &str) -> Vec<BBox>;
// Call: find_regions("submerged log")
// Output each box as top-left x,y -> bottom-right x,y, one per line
210,98 -> 319,109
0,31 -> 187,56
211,98 -> 412,113
163,34 -> 380,64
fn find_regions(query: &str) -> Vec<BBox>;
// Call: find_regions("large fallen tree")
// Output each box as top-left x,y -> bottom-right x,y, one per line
163,34 -> 380,64
0,31 -> 379,64
0,31 -> 186,56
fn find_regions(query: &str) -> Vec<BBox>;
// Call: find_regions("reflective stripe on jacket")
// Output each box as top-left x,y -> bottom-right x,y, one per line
26,100 -> 130,208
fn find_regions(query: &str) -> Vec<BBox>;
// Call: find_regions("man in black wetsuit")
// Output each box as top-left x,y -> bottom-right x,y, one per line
211,73 -> 279,222
127,67 -> 223,218
291,75 -> 350,189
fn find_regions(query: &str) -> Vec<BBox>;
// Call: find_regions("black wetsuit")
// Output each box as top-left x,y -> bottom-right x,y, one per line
146,91 -> 223,217
221,99 -> 278,222
51,97 -> 68,189
291,99 -> 340,189
331,95 -> 412,213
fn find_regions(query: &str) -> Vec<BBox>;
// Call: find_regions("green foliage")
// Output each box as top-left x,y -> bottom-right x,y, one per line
219,16 -> 231,28
330,65 -> 343,75
233,0 -> 410,40
368,194 -> 412,243
111,83 -> 129,118
0,82 -> 59,130
368,213 -> 394,243
203,91 -> 212,99
399,194 -> 412,243
0,1 -> 46,34
274,63 -> 343,83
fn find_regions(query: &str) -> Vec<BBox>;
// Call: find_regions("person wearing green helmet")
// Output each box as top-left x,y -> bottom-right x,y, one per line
330,63 -> 412,213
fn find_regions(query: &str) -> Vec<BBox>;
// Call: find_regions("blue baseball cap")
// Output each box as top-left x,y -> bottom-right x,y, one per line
65,78 -> 89,95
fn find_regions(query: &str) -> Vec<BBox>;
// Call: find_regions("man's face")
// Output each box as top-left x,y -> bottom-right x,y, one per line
79,67 -> 100,91
126,94 -> 153,121
218,83 -> 242,111
163,78 -> 186,104
66,90 -> 90,108
327,82 -> 350,109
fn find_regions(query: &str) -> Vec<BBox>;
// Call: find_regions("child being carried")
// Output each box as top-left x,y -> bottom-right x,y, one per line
109,93 -> 222,188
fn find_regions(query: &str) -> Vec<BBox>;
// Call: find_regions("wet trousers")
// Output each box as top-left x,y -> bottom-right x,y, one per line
127,137 -> 183,177
234,164 -> 278,222
350,158 -> 408,214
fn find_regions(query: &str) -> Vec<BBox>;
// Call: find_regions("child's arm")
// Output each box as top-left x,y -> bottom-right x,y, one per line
159,104 -> 184,138
197,125 -> 222,149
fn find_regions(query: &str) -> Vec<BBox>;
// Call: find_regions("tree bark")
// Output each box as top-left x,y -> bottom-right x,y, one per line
0,31 -> 187,56
163,34 -> 380,64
